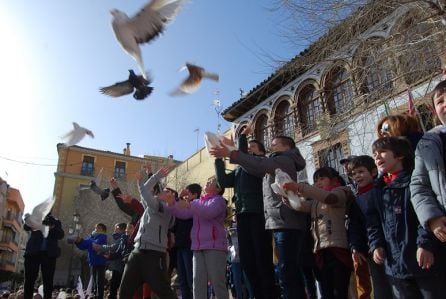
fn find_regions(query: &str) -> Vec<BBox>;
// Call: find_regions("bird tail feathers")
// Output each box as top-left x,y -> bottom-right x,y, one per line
203,72 -> 219,82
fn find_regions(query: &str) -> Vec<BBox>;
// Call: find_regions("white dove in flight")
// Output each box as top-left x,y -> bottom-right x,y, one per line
171,63 -> 219,96
24,196 -> 55,237
110,0 -> 188,80
61,122 -> 94,147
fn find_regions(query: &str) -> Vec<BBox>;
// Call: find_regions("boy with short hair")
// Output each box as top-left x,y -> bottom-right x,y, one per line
347,155 -> 392,299
366,137 -> 445,298
75,223 -> 108,299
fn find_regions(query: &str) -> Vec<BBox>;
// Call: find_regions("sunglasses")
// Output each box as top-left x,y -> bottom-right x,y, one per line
380,123 -> 390,134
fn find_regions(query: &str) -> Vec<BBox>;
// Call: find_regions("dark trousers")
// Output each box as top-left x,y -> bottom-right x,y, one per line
367,257 -> 392,299
119,249 -> 176,299
314,249 -> 351,299
24,253 -> 56,299
237,213 -> 277,299
273,229 -> 306,299
91,265 -> 106,299
177,248 -> 193,299
108,269 -> 123,299
389,274 -> 446,299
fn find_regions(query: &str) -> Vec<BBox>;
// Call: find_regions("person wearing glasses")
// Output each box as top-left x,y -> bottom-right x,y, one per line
376,113 -> 423,150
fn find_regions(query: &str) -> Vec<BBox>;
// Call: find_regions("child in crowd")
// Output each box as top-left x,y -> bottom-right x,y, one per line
74,223 -> 108,299
347,155 -> 392,299
411,79 -> 446,242
118,167 -> 177,299
283,166 -> 354,299
367,136 -> 445,298
163,177 -> 228,299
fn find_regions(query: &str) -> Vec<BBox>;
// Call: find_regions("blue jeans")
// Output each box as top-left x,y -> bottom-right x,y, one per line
177,248 -> 193,299
274,229 -> 305,299
231,262 -> 254,299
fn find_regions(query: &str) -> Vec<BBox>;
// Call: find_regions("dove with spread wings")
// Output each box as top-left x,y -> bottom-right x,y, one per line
171,63 -> 219,96
79,168 -> 110,200
61,122 -> 94,147
110,0 -> 188,80
100,70 -> 154,100
24,196 -> 56,237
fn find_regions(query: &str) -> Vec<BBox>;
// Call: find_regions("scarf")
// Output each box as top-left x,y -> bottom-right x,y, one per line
358,183 -> 373,195
383,170 -> 401,185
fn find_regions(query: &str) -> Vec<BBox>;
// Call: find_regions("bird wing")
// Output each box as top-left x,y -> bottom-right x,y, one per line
94,168 -> 104,185
26,196 -> 55,235
128,0 -> 187,44
100,80 -> 134,97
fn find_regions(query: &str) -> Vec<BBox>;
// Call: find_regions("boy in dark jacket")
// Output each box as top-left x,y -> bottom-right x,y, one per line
366,137 -> 445,298
347,155 -> 392,299
75,223 -> 107,299
23,213 -> 64,299
214,123 -> 276,299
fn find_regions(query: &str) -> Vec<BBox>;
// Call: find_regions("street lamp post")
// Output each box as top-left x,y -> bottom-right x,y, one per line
67,213 -> 81,287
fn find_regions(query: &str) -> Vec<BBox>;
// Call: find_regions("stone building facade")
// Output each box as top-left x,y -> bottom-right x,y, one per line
52,143 -> 180,286
222,3 -> 445,182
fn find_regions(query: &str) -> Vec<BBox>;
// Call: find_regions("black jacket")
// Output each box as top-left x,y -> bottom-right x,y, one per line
215,134 -> 264,214
24,219 -> 64,258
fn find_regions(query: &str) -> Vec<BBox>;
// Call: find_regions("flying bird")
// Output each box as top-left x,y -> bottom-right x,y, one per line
61,122 -> 94,147
100,70 -> 154,100
171,63 -> 219,96
24,196 -> 56,237
88,168 -> 110,200
110,0 -> 188,79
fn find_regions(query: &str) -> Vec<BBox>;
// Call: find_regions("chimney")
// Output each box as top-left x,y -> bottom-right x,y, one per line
124,143 -> 131,156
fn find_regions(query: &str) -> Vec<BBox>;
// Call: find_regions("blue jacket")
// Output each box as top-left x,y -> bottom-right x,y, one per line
366,171 -> 442,278
76,232 -> 107,267
24,219 -> 64,258
347,193 -> 370,254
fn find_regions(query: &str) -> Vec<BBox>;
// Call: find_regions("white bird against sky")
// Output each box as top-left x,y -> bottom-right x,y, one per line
61,122 -> 94,147
24,196 -> 55,237
110,0 -> 188,80
171,62 -> 219,96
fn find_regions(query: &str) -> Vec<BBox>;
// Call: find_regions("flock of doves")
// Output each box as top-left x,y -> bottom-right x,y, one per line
61,0 -> 220,148
100,0 -> 219,100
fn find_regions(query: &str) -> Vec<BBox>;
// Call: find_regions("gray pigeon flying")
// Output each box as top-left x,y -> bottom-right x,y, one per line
110,0 -> 188,79
61,122 -> 94,147
171,63 -> 219,96
100,70 -> 154,100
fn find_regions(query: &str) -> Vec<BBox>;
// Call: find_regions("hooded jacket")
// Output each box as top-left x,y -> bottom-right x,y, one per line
229,147 -> 307,230
410,125 -> 446,228
168,193 -> 228,251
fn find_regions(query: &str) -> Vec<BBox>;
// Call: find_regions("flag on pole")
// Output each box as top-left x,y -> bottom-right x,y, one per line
407,88 -> 426,132
383,101 -> 391,116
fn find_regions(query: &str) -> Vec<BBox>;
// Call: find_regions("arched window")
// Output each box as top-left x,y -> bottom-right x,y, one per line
299,85 -> 322,136
325,66 -> 354,114
274,100 -> 296,138
255,114 -> 272,151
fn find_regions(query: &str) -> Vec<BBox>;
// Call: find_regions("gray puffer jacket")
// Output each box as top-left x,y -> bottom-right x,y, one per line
230,147 -> 307,230
410,125 -> 446,228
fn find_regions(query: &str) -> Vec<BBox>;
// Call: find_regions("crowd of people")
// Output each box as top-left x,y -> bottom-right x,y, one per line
3,79 -> 446,299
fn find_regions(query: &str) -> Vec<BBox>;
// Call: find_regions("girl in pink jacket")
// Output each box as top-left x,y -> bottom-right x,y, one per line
164,177 -> 228,299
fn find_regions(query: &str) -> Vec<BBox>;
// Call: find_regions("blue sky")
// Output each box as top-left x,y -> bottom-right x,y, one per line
0,0 -> 301,213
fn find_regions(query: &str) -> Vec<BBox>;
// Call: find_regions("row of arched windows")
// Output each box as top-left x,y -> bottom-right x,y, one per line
238,12 -> 443,151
